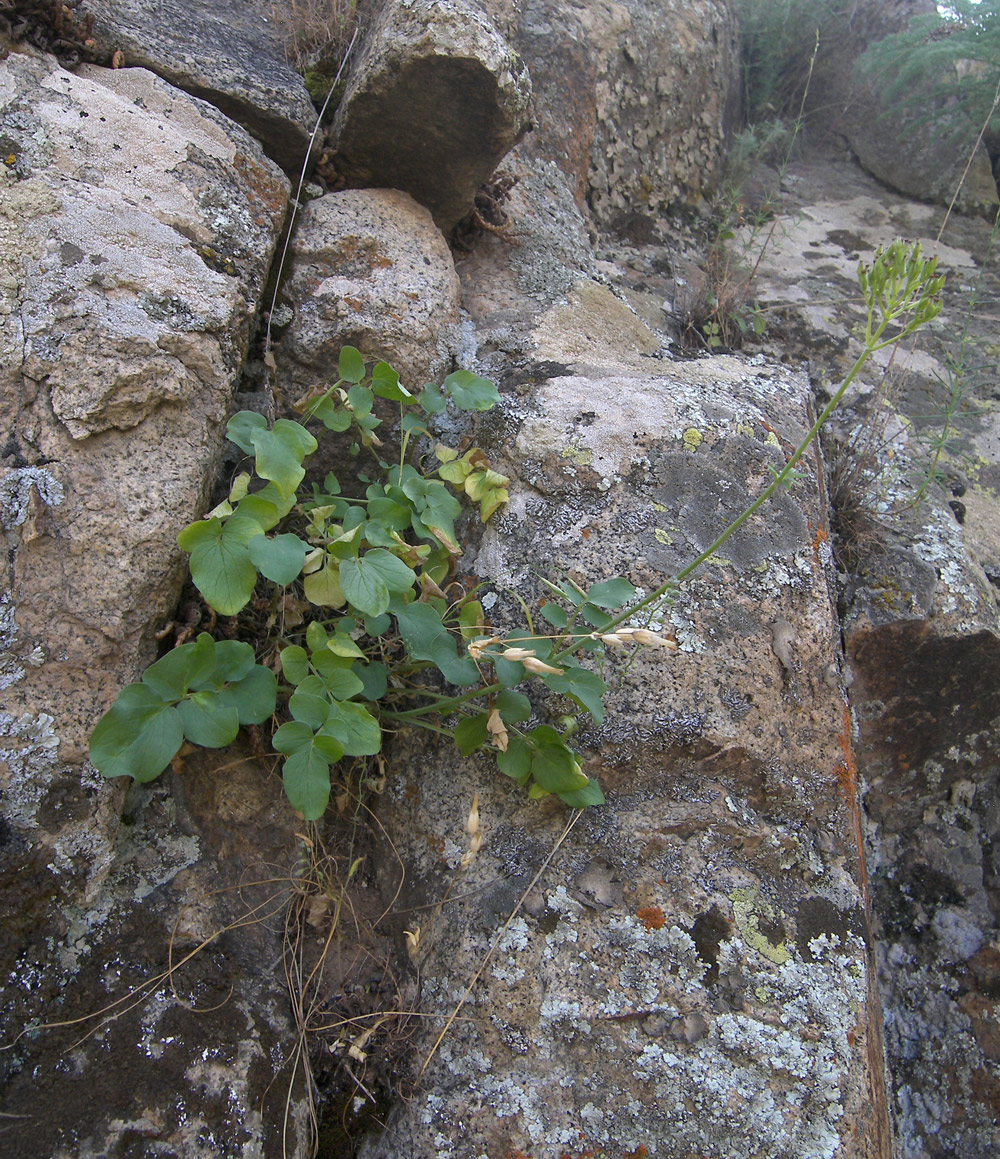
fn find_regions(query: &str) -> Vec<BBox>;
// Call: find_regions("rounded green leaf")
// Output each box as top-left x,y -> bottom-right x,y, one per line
89,683 -> 184,783
249,533 -> 307,585
179,518 -> 258,616
290,675 -> 332,729
250,420 -> 317,498
282,746 -> 335,820
280,645 -> 310,686
496,690 -> 532,723
177,691 -> 240,748
209,640 -> 257,685
142,633 -> 216,701
542,666 -> 607,725
586,578 -> 637,609
339,346 -> 366,384
340,556 -> 390,618
441,370 -> 500,411
372,361 -> 414,402
220,664 -> 277,724
528,728 -> 589,794
272,720 -> 315,756
354,660 -> 388,701
455,713 -> 489,756
497,734 -> 532,783
319,700 -> 382,757
326,635 -> 366,661
557,779 -> 606,808
227,410 -> 267,454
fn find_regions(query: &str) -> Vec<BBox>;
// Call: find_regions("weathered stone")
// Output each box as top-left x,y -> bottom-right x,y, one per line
0,48 -> 297,1156
361,358 -> 889,1157
513,0 -> 740,232
273,187 -> 462,396
331,0 -> 533,232
83,0 -> 319,173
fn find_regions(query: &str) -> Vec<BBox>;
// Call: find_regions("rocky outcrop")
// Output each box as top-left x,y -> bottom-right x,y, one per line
82,0 -> 319,173
748,152 -> 1000,1159
512,0 -> 740,232
2,0 -> 999,1155
364,357 -> 888,1157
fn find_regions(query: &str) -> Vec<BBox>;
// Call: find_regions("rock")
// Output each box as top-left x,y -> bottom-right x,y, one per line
803,0 -> 999,219
360,357 -> 889,1156
732,144 -> 1000,1159
0,48 -> 298,1156
514,0 -> 741,232
82,0 -> 319,173
330,0 -> 533,232
273,187 -> 462,397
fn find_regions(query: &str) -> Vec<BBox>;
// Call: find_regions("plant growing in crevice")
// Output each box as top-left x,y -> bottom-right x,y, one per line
90,349 -> 671,818
679,33 -> 818,351
90,240 -> 944,824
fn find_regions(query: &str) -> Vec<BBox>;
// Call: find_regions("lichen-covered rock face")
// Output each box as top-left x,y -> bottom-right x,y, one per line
273,187 -> 462,399
732,149 -> 1000,1159
362,360 -> 888,1157
331,0 -> 533,232
82,0 -> 319,173
0,48 -> 300,1157
513,0 -> 740,232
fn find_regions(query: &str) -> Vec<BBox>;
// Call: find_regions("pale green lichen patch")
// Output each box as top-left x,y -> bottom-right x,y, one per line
682,427 -> 704,452
731,887 -> 791,964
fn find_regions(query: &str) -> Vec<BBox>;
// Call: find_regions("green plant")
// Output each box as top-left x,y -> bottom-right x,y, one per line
673,240 -> 944,606
89,350 -> 664,818
681,38 -> 816,352
90,242 -> 944,823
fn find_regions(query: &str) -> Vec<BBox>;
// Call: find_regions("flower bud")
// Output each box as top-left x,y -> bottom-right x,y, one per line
522,656 -> 565,676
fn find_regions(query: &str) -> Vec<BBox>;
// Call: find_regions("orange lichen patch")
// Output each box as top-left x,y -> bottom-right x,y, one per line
835,704 -> 858,804
811,523 -> 830,554
636,905 -> 666,931
624,1148 -> 649,1158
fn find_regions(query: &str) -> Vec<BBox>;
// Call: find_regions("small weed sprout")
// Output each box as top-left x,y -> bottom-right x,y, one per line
680,32 -> 819,351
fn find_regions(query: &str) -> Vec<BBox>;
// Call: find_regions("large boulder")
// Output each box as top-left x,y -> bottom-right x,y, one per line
513,0 -> 741,233
331,0 -> 533,232
83,0 -> 320,173
801,0 -> 998,218
361,355 -> 889,1156
0,47 -> 302,1156
273,187 -> 463,396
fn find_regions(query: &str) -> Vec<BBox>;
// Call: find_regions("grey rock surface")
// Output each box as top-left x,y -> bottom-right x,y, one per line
362,357 -> 888,1157
742,148 -> 1000,1158
83,0 -> 319,172
331,0 -> 533,232
511,0 -> 740,232
0,47 -> 300,1157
